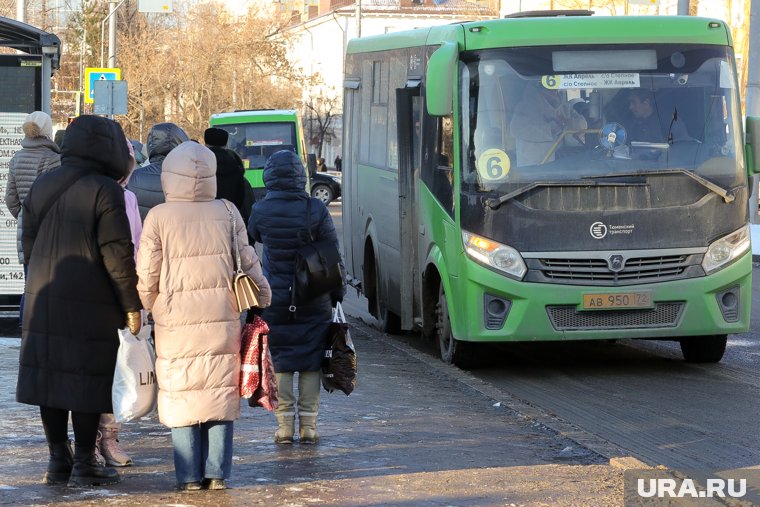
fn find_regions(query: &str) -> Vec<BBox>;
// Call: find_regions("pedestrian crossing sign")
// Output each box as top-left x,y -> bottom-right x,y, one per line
84,67 -> 121,104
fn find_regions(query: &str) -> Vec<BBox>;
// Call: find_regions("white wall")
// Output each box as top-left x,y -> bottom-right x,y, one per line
286,9 -> 496,163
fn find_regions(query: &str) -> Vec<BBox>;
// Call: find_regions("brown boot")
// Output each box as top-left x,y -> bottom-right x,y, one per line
98,428 -> 132,467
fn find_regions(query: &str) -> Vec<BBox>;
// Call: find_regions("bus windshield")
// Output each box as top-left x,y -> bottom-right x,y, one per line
217,122 -> 297,169
460,44 -> 745,195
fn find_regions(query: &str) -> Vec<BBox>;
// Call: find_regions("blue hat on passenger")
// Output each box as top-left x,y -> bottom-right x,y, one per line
263,150 -> 306,193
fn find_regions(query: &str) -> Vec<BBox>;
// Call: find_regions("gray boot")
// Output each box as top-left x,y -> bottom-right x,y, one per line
43,440 -> 73,485
298,371 -> 321,444
274,372 -> 295,444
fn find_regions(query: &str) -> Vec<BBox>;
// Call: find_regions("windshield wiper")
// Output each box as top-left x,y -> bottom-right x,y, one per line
485,179 -> 644,209
583,169 -> 735,203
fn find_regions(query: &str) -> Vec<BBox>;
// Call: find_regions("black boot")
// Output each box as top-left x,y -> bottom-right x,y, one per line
43,440 -> 73,485
67,445 -> 120,487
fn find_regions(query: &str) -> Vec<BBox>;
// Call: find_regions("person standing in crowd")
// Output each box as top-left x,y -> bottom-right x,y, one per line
127,122 -> 189,220
247,150 -> 345,445
315,157 -> 327,172
17,115 -> 142,488
333,154 -> 342,172
5,111 -> 61,325
136,141 -> 271,491
95,136 -> 143,469
204,127 -> 255,224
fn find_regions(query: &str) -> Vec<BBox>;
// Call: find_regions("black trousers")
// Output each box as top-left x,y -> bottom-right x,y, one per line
39,406 -> 100,449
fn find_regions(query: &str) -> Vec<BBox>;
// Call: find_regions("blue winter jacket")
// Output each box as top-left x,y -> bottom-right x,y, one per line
248,150 -> 346,372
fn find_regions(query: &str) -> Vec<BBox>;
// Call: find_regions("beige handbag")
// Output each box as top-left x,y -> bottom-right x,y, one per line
222,200 -> 261,312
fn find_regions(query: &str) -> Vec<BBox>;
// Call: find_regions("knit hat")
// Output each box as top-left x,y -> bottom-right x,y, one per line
204,127 -> 228,147
23,111 -> 53,140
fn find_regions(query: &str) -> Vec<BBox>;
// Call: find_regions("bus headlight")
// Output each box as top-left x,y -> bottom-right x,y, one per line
462,230 -> 527,280
701,225 -> 750,274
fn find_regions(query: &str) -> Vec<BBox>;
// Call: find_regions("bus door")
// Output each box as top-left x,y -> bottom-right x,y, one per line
342,81 -> 361,282
396,82 -> 422,329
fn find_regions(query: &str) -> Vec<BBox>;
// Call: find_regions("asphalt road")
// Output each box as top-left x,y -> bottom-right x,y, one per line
328,202 -> 760,477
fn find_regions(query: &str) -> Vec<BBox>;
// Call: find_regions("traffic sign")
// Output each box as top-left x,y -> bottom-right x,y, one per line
84,67 -> 121,104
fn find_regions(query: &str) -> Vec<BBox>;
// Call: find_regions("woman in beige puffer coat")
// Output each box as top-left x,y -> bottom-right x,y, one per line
136,141 -> 270,491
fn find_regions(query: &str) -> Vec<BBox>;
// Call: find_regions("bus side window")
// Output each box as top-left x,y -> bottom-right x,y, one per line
433,116 -> 454,216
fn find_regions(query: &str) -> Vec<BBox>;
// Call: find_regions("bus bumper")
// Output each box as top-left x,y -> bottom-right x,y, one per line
453,250 -> 752,342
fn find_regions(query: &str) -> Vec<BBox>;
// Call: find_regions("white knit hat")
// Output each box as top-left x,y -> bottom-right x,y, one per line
22,111 -> 53,140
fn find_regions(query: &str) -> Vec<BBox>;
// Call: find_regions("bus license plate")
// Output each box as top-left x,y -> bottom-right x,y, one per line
582,292 -> 653,310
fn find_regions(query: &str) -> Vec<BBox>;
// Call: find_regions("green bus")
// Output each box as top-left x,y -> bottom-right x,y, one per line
209,109 -> 309,200
341,11 -> 760,366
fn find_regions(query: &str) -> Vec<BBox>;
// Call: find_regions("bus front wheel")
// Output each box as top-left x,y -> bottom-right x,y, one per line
679,335 -> 727,363
436,285 -> 476,368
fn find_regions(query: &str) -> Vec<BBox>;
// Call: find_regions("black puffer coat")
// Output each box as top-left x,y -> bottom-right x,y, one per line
211,145 -> 253,224
17,115 -> 142,413
127,123 -> 188,220
248,151 -> 345,372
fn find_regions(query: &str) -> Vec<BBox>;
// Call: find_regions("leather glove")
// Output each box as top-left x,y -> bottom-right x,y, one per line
246,307 -> 263,323
126,311 -> 142,335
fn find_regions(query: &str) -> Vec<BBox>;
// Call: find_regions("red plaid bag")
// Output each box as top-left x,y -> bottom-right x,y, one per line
240,316 -> 278,410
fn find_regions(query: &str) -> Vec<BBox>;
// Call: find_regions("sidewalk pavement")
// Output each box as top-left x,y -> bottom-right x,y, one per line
0,312 -> 628,506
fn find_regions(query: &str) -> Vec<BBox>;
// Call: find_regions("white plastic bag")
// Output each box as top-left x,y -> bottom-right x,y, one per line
112,326 -> 157,423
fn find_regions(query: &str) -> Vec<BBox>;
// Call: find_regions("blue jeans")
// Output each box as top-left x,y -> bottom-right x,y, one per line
171,421 -> 234,484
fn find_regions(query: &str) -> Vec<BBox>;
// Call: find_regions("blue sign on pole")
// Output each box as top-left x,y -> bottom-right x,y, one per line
84,67 -> 121,104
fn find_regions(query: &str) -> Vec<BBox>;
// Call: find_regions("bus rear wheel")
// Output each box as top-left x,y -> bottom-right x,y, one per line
365,249 -> 401,334
436,285 -> 476,368
679,335 -> 727,363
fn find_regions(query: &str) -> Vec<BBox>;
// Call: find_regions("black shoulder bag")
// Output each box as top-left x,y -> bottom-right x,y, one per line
289,198 -> 344,318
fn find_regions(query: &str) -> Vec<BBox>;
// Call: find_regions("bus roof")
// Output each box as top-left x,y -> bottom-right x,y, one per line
346,15 -> 731,54
210,109 -> 299,124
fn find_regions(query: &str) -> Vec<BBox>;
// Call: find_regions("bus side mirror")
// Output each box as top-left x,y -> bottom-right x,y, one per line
746,116 -> 760,175
426,42 -> 458,117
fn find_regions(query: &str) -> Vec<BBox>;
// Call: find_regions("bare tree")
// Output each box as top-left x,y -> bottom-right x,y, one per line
304,88 -> 340,159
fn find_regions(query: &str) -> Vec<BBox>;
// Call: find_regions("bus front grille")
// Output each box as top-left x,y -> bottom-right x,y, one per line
547,302 -> 684,330
531,254 -> 701,286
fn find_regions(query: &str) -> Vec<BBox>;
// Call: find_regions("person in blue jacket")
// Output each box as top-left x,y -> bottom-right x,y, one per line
247,150 -> 345,445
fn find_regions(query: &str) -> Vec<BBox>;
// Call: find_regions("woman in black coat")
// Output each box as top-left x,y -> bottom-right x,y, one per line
17,115 -> 142,487
247,150 -> 345,445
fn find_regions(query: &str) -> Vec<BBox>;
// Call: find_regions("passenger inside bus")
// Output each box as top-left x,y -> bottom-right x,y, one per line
619,88 -> 691,143
509,83 -> 587,166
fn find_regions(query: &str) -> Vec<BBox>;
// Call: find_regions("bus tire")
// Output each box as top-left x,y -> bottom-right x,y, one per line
436,285 -> 477,368
679,335 -> 727,363
364,247 -> 401,334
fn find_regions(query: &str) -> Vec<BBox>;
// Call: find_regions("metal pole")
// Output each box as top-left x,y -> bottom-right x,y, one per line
677,0 -> 689,15
16,0 -> 24,22
108,1 -> 117,68
79,23 -> 87,111
355,0 -> 361,38
746,0 -> 760,223
747,0 -> 760,117
100,0 -> 127,68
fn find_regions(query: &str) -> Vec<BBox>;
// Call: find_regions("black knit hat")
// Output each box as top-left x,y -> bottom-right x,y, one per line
204,127 -> 228,147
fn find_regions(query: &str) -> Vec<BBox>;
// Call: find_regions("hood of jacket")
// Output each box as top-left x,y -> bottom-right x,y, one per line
263,150 -> 307,193
61,115 -> 129,180
147,123 -> 189,160
161,141 -> 217,202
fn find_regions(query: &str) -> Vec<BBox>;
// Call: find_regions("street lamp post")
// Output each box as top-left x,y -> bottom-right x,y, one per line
100,0 -> 128,68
